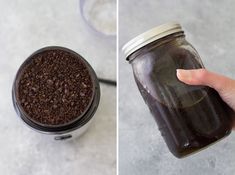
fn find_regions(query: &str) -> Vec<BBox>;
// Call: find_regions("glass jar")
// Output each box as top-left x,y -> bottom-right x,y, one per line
80,0 -> 116,38
122,23 -> 233,158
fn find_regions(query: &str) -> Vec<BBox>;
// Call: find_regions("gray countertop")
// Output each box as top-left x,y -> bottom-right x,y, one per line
0,0 -> 116,174
119,0 -> 235,175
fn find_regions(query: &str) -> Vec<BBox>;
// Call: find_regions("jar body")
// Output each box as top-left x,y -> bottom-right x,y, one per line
129,33 -> 232,158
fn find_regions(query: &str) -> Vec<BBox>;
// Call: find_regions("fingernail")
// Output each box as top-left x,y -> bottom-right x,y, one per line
176,69 -> 193,81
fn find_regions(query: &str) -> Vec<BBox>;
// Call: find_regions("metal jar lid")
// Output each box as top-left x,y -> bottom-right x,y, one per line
122,22 -> 183,60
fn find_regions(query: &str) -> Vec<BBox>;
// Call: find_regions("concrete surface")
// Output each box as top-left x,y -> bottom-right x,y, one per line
0,0 -> 116,175
119,0 -> 235,175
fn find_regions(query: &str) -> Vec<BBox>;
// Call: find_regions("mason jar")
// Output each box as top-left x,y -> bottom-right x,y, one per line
12,46 -> 100,140
122,23 -> 233,158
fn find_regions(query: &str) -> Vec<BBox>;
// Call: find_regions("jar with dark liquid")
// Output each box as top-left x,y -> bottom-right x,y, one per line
122,23 -> 233,158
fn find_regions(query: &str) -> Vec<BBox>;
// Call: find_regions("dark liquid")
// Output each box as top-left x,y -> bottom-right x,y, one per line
137,80 -> 232,157
133,47 -> 232,157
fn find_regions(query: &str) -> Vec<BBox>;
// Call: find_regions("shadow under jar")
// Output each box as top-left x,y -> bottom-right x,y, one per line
122,23 -> 233,158
12,46 -> 100,140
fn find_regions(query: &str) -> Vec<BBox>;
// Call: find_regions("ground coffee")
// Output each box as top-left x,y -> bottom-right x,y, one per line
17,49 -> 94,126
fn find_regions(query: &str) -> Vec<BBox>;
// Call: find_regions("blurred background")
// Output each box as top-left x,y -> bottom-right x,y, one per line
119,0 -> 235,175
0,0 -> 116,174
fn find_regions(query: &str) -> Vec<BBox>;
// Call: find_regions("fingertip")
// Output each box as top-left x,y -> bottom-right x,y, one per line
176,69 -> 182,80
176,69 -> 192,83
176,69 -> 183,77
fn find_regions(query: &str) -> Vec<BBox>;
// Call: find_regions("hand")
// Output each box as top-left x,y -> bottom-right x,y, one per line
176,69 -> 235,128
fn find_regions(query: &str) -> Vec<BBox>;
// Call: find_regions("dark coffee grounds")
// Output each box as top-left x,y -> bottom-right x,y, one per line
17,49 -> 94,126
